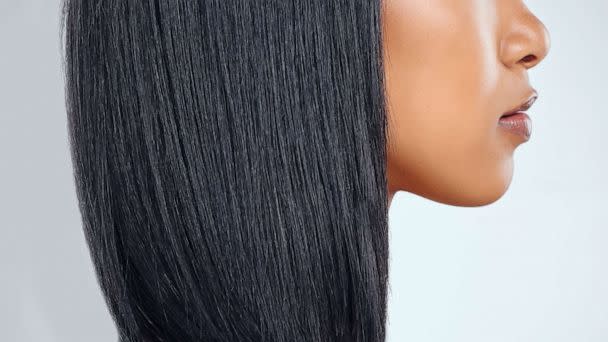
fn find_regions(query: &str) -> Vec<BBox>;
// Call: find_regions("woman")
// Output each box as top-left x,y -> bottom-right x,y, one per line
61,0 -> 549,341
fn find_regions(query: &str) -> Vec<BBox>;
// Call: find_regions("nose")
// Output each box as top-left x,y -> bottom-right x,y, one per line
499,7 -> 551,70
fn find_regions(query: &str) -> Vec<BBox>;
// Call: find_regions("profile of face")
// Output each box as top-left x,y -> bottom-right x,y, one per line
383,0 -> 550,206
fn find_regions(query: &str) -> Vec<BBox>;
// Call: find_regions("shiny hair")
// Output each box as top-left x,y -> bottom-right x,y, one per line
61,0 -> 389,340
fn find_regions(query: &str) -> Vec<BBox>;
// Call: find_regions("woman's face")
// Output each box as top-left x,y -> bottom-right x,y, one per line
383,0 -> 550,206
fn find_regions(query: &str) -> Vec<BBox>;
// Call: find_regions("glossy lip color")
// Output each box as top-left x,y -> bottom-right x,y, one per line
498,112 -> 532,141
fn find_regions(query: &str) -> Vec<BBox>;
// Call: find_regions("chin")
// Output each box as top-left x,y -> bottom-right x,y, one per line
408,166 -> 514,207
413,185 -> 508,207
446,185 -> 510,207
444,174 -> 514,207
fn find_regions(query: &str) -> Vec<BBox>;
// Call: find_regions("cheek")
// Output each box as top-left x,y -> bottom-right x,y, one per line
384,35 -> 513,206
387,104 -> 513,206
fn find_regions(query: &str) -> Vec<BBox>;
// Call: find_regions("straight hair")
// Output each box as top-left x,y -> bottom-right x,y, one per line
61,0 -> 389,341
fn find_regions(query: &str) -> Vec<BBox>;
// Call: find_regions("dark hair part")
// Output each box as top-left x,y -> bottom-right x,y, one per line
61,0 -> 389,341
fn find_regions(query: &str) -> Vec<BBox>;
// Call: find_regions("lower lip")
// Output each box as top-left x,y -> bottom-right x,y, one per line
498,112 -> 532,141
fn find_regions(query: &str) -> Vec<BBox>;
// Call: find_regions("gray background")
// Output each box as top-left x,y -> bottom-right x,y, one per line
1,0 -> 606,341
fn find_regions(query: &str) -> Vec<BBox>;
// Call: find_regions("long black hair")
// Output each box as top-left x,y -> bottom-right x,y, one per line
61,0 -> 389,340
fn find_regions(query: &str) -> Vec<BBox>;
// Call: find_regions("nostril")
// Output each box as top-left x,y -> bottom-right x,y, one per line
520,54 -> 537,65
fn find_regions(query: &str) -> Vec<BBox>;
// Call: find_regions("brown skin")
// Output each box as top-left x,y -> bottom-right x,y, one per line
383,0 -> 550,207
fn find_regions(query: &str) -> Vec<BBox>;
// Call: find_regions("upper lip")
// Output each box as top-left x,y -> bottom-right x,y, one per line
501,91 -> 539,117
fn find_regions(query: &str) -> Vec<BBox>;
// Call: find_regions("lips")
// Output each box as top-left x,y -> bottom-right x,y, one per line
499,113 -> 532,140
501,93 -> 538,118
498,92 -> 538,142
